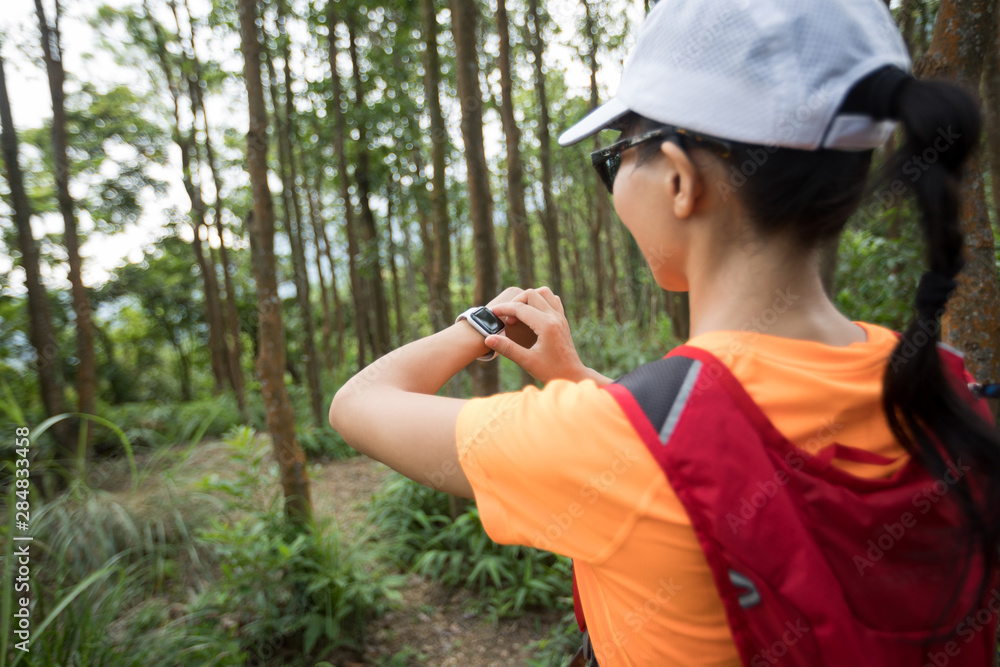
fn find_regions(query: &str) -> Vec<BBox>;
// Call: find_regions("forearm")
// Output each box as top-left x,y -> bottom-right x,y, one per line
327,321 -> 488,498
585,368 -> 614,386
333,321 -> 489,402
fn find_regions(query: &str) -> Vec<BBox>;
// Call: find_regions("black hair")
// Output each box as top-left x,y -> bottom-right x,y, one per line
633,70 -> 1000,628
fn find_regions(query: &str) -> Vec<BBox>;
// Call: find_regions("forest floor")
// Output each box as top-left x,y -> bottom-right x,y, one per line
311,456 -> 568,666
98,441 -> 569,666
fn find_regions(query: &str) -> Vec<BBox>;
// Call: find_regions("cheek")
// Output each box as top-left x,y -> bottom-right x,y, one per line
613,170 -> 686,286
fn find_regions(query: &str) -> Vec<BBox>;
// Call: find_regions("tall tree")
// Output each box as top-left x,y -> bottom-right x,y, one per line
0,48 -> 73,462
581,0 -> 610,320
450,0 -> 500,396
497,0 -> 535,289
327,6 -> 369,370
917,0 -> 1000,392
984,9 -> 1000,234
421,0 -> 454,331
527,0 -> 562,297
347,15 -> 392,358
181,0 -> 247,416
148,0 -> 229,396
237,0 -> 312,522
310,167 -> 345,366
267,1 -> 325,428
34,0 -> 97,469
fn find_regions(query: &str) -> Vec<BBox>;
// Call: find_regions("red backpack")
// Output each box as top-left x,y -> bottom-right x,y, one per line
572,344 -> 998,666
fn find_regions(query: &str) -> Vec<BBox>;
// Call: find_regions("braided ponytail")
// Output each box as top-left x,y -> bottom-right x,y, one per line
879,71 -> 1000,622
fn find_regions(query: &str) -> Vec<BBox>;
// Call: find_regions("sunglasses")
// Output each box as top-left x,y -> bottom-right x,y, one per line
590,124 -> 733,194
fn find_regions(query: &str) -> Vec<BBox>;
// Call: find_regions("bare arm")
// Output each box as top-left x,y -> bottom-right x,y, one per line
329,287 -> 525,497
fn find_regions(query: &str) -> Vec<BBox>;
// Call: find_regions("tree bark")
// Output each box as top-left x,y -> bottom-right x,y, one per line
306,162 -> 336,372
497,0 -> 535,289
347,17 -> 392,358
450,0 -> 500,396
166,0 -> 229,397
984,9 -> 1000,236
326,7 -> 368,370
421,0 -> 454,330
35,0 -> 97,470
237,0 -> 312,523
268,3 -> 325,429
386,177 -> 406,342
0,49 -> 73,459
528,0 -> 563,297
311,169 -> 345,365
582,0 -> 608,320
182,0 -> 247,417
916,0 -> 1000,390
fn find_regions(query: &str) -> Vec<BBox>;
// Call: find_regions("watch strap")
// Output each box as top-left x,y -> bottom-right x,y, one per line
456,307 -> 504,361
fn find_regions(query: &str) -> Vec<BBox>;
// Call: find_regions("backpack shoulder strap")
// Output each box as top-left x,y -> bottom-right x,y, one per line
603,351 -> 707,448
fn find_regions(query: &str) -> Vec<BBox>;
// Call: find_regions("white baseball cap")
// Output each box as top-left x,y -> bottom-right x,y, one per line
558,0 -> 911,151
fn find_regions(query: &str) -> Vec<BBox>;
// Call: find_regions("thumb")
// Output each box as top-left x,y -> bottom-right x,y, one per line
485,334 -> 528,365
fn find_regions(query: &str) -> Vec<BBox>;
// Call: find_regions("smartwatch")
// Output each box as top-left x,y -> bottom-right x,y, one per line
456,306 -> 506,361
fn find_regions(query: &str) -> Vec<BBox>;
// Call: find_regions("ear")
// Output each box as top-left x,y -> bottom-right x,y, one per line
660,141 -> 702,220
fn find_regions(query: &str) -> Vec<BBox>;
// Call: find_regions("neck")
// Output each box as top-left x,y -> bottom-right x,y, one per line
685,235 -> 865,346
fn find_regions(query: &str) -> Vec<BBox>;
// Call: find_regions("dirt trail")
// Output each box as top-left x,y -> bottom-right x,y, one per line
311,456 -> 568,666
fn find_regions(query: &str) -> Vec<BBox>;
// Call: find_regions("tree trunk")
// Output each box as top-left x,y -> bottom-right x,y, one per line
311,170 -> 345,365
268,3 -> 325,429
182,0 -> 247,417
35,0 -> 97,471
328,8 -> 369,369
148,2 -> 228,397
497,0 -> 535,289
167,0 -> 229,397
917,0 -> 1000,391
582,0 -> 608,320
984,9 -> 1000,235
450,0 -> 500,397
347,18 -> 392,358
306,164 -> 336,372
384,178 -> 404,342
0,49 -> 73,460
237,0 -> 312,523
421,0 -> 455,331
528,0 -> 562,297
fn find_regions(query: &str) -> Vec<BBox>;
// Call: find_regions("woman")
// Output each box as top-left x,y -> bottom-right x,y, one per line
329,0 -> 1000,664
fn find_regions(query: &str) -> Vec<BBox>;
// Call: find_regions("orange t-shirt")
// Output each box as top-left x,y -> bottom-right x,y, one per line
455,321 -> 908,666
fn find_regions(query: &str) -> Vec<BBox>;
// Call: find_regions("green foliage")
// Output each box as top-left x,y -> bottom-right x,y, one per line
98,393 -> 253,452
834,210 -> 924,332
0,425 -> 396,665
526,611 -> 583,667
195,426 -> 403,657
296,425 -> 356,461
574,314 -> 680,380
369,474 -> 572,620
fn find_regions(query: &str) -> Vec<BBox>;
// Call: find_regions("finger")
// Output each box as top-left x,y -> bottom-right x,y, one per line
487,286 -> 524,308
485,333 -> 531,366
524,288 -> 556,313
535,286 -> 566,316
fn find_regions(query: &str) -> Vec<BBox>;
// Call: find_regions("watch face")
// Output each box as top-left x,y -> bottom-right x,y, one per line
471,307 -> 504,335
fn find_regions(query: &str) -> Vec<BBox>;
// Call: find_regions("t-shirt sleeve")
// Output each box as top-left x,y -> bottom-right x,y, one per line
456,379 -> 664,563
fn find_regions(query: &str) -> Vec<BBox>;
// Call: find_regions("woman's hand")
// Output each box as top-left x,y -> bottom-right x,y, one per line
485,287 -> 611,385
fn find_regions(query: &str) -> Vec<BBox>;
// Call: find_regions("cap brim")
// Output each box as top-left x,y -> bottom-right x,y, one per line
557,98 -> 630,147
